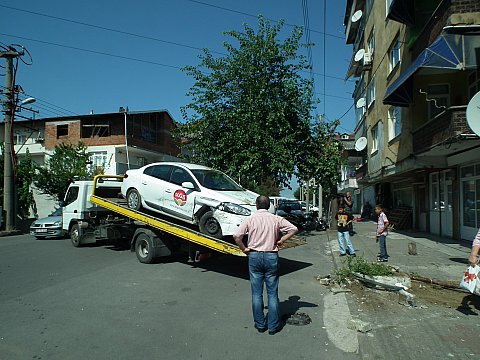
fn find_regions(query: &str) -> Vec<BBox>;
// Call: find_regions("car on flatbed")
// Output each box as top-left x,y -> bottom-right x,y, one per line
121,162 -> 261,238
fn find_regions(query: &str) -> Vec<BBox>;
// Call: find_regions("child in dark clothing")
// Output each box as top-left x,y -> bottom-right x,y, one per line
335,206 -> 356,257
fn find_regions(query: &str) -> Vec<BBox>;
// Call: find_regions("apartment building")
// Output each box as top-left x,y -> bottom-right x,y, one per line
4,109 -> 180,216
344,0 -> 480,240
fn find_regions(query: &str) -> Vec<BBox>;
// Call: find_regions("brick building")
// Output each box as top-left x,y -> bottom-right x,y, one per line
5,109 -> 180,217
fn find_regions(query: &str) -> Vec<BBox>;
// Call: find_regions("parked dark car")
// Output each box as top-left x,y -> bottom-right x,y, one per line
276,201 -> 326,232
30,208 -> 65,239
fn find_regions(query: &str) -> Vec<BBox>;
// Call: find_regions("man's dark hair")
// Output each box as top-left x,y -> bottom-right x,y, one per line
256,195 -> 271,210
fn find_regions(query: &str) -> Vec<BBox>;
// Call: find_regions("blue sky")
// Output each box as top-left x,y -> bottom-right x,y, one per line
1,0 -> 356,195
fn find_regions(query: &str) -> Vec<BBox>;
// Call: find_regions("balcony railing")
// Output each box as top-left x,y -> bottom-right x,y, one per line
412,106 -> 473,154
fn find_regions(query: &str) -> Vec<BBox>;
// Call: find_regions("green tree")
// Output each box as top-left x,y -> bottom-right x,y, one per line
34,142 -> 92,202
179,16 -> 315,190
296,119 -> 343,198
16,149 -> 38,219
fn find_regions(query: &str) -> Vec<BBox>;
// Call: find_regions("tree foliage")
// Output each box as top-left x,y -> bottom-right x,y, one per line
34,142 -> 92,202
179,16 -> 315,190
16,149 -> 38,219
296,119 -> 343,198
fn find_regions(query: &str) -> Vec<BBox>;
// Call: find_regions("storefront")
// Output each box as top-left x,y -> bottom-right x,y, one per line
460,163 -> 480,240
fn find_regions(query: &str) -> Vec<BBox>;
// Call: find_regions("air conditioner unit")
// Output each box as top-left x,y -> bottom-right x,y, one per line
362,51 -> 372,70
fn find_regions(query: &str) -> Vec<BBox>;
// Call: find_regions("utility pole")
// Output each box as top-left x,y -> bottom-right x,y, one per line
1,49 -> 24,231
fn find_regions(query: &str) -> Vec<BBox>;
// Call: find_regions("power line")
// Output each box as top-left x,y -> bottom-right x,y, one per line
185,0 -> 344,39
0,33 -> 186,71
322,0 -> 327,114
0,4 -> 226,56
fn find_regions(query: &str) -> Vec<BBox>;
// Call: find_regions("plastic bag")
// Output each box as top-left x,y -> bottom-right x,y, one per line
459,265 -> 480,295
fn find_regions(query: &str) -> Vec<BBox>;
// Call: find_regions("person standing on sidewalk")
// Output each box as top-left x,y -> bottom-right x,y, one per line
375,204 -> 390,262
344,192 -> 355,236
468,228 -> 480,265
335,205 -> 356,257
233,195 -> 298,335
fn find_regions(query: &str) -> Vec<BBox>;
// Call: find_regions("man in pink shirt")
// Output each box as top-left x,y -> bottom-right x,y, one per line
234,195 -> 298,335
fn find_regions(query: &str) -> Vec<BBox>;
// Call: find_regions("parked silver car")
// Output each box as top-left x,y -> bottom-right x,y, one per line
30,208 -> 65,239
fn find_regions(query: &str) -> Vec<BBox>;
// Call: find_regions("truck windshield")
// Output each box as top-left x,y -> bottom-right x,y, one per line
191,170 -> 243,191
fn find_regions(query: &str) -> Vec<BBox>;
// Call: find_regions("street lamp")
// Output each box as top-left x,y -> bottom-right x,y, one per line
19,97 -> 36,106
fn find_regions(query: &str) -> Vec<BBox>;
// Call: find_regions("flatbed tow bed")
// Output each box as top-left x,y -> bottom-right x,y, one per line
67,175 -> 306,264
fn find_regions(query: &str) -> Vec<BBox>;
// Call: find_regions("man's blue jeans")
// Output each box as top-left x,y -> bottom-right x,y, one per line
248,251 -> 280,331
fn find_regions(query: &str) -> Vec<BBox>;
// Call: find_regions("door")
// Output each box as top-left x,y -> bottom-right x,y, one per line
140,164 -> 172,212
163,166 -> 197,221
62,185 -> 80,231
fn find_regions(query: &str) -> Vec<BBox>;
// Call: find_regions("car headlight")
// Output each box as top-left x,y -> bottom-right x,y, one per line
218,202 -> 251,216
53,220 -> 61,226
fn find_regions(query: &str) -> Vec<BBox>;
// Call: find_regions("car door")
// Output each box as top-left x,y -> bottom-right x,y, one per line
62,185 -> 80,232
140,164 -> 172,212
162,166 -> 198,222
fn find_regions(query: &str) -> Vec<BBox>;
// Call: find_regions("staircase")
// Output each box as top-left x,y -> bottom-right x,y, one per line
387,206 -> 413,231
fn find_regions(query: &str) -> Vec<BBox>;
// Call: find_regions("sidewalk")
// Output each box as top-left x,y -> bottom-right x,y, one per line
326,219 -> 472,282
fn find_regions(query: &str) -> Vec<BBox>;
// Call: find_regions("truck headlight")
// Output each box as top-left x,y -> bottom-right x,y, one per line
218,202 -> 251,216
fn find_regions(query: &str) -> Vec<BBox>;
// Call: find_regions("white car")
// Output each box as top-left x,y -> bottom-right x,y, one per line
121,162 -> 260,238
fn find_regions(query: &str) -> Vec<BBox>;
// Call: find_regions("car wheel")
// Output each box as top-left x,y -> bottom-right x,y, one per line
199,211 -> 223,239
126,188 -> 142,211
135,233 -> 156,264
70,223 -> 81,247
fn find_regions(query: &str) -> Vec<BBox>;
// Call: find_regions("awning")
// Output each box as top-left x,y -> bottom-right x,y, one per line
387,0 -> 414,26
383,32 -> 480,107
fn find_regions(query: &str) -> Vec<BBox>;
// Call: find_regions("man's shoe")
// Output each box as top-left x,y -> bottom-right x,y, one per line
269,328 -> 282,335
349,253 -> 356,257
377,258 -> 388,262
255,326 -> 267,333
340,253 -> 347,257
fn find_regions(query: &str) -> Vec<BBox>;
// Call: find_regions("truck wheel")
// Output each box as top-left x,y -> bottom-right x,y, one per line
70,223 -> 81,247
199,211 -> 223,239
135,233 -> 157,264
126,188 -> 142,211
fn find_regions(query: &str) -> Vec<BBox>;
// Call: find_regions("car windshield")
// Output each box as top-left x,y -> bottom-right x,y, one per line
191,170 -> 243,191
49,208 -> 62,216
279,202 -> 302,211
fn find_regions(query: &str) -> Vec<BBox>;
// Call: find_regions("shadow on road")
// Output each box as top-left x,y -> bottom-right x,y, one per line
457,294 -> 480,316
280,295 -> 318,318
180,255 -> 313,280
449,257 -> 470,264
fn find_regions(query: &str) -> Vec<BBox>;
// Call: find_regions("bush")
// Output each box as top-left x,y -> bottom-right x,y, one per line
335,256 -> 393,282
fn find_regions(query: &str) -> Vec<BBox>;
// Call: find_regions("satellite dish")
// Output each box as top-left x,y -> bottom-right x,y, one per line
351,10 -> 363,23
355,137 -> 367,151
466,91 -> 480,137
354,49 -> 365,62
356,98 -> 366,108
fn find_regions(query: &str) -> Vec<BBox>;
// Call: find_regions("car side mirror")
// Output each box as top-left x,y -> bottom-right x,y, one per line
182,181 -> 196,190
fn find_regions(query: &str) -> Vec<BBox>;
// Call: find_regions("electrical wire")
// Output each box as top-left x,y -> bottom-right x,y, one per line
0,33 -> 185,71
0,4 -> 226,56
323,0 -> 326,114
185,0 -> 344,39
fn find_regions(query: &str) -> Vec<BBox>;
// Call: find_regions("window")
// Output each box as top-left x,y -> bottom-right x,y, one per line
81,119 -> 110,138
389,37 -> 401,73
388,107 -> 401,140
426,84 -> 449,119
355,99 -> 366,124
371,125 -> 378,153
57,124 -> 68,138
64,186 -> 79,206
144,165 -> 172,181
367,28 -> 375,56
468,70 -> 480,100
386,0 -> 393,16
170,167 -> 194,186
367,78 -> 375,108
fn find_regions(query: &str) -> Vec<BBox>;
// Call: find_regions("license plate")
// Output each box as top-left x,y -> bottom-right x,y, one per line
36,229 -> 48,233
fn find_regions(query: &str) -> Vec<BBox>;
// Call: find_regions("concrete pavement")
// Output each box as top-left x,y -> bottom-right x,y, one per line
326,219 -> 472,282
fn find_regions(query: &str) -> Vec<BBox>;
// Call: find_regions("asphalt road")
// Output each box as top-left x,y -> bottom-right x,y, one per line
0,233 -> 360,360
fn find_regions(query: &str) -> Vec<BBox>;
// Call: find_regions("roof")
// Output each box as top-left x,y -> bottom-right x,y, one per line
37,109 -> 176,122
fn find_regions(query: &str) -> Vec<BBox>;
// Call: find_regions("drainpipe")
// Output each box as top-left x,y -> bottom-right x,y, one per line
124,111 -> 130,170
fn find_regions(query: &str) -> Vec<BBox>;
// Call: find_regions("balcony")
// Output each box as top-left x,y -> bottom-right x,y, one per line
411,0 -> 480,59
412,106 -> 473,154
338,178 -> 358,192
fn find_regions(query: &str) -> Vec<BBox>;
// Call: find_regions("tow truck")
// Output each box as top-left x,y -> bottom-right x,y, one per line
62,175 -> 306,264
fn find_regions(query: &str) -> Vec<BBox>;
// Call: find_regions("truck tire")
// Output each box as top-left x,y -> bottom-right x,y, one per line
70,223 -> 81,247
126,188 -> 142,211
199,211 -> 223,239
135,232 -> 157,264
